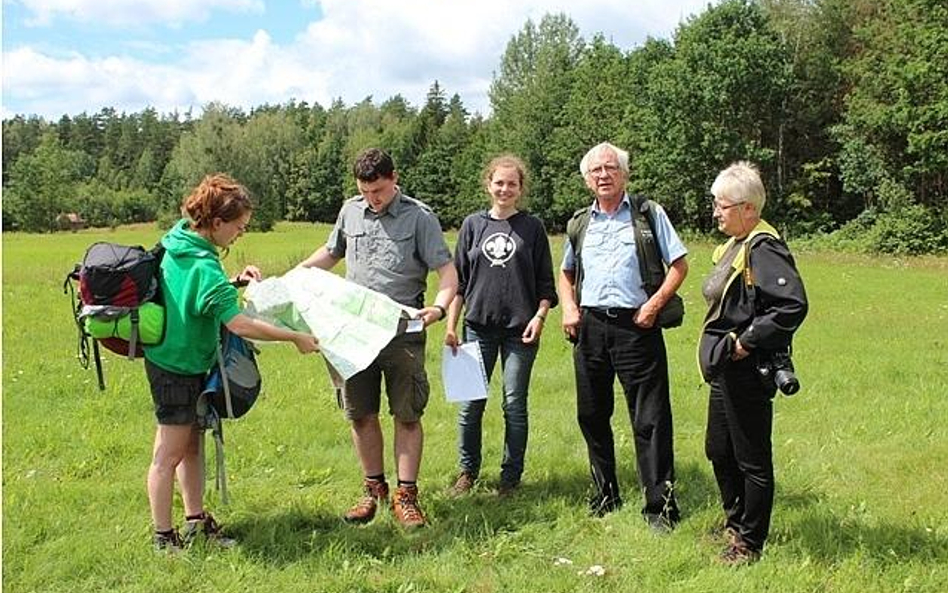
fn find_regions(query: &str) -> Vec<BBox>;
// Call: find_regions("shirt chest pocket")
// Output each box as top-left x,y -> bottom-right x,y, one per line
353,226 -> 414,271
617,226 -> 637,252
582,229 -> 606,252
582,225 -> 636,271
584,225 -> 634,256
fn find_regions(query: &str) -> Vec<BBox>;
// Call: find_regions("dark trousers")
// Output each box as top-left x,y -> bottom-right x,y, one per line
573,308 -> 679,520
705,358 -> 776,551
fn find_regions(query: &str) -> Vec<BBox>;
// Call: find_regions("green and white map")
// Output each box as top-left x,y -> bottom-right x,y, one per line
243,267 -> 418,380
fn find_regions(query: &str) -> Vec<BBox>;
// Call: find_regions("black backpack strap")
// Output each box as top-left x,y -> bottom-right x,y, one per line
566,206 -> 592,301
64,262 -> 103,385
566,206 -> 591,255
213,422 -> 228,505
92,339 -> 105,391
127,308 -> 139,361
630,194 -> 668,295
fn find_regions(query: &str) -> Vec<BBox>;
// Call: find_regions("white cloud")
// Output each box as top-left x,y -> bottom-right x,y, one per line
16,0 -> 264,27
2,0 -> 709,119
3,47 -> 201,116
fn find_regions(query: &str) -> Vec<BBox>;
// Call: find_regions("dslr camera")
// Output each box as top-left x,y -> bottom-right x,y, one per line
757,349 -> 800,396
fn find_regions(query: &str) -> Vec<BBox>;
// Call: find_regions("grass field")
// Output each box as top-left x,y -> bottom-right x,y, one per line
3,222 -> 947,592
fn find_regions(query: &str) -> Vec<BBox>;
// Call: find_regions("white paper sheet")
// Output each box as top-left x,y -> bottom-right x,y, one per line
442,343 -> 489,402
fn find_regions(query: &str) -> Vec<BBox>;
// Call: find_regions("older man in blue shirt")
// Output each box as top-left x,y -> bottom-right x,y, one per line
558,142 -> 688,530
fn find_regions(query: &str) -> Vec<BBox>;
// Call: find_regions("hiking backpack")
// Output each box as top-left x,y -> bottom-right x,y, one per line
64,241 -> 166,390
198,327 -> 262,505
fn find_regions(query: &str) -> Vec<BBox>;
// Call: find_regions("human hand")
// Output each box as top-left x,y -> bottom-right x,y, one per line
444,329 -> 460,354
234,265 -> 263,287
562,306 -> 581,343
293,333 -> 320,354
522,316 -> 543,344
731,337 -> 750,361
417,305 -> 444,328
633,299 -> 660,329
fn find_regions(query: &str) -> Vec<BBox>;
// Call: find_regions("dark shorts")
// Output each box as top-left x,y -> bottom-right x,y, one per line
145,359 -> 206,425
340,331 -> 429,422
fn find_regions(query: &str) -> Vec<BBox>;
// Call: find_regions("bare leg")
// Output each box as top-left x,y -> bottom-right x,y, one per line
175,428 -> 204,517
394,420 -> 423,482
147,425 -> 192,531
351,415 -> 385,476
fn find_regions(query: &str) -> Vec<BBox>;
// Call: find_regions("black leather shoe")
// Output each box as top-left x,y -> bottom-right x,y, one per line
588,495 -> 623,517
645,513 -> 677,534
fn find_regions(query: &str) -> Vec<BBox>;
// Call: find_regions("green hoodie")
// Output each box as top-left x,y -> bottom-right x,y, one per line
144,219 -> 240,375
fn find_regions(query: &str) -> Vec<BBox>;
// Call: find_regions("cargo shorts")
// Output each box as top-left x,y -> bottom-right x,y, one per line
145,359 -> 205,425
340,331 -> 429,422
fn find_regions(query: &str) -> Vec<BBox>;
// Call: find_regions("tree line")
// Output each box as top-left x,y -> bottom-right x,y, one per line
3,0 -> 946,254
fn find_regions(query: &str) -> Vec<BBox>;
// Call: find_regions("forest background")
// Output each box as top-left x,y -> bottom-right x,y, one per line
3,0 -> 947,255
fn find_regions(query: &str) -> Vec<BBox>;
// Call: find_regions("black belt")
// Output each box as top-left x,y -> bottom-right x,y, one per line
583,306 -> 638,320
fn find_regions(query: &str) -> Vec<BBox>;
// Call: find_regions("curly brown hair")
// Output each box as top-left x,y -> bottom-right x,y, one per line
181,174 -> 253,230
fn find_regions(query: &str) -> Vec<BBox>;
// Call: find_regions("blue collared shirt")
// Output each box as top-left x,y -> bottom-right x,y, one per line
561,195 -> 687,308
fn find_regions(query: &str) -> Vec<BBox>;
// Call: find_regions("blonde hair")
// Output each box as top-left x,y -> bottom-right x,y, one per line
182,174 -> 253,230
710,161 -> 766,212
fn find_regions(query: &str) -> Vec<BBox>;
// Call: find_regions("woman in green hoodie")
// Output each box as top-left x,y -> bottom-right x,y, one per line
145,174 -> 319,552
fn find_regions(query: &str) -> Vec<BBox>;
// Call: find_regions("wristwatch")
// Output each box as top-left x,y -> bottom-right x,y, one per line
433,304 -> 447,321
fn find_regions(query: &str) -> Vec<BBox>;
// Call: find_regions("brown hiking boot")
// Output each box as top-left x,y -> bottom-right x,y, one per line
392,484 -> 426,528
719,538 -> 762,566
448,471 -> 476,497
344,478 -> 389,524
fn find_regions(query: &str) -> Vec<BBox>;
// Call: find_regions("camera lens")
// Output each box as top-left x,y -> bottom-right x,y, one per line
774,369 -> 800,395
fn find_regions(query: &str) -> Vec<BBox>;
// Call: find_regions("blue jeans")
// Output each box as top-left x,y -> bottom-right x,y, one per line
457,323 -> 538,485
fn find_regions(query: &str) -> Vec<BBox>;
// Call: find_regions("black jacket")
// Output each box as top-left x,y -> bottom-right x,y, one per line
699,221 -> 808,382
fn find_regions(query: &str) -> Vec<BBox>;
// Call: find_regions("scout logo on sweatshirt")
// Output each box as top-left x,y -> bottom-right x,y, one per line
481,232 -> 516,267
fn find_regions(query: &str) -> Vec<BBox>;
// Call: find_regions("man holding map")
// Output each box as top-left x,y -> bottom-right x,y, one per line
297,148 -> 457,528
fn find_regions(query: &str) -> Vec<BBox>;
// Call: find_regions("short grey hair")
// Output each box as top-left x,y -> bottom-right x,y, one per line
710,161 -> 766,212
580,142 -> 630,176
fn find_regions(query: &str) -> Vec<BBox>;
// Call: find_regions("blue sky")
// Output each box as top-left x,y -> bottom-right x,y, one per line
2,0 -> 709,121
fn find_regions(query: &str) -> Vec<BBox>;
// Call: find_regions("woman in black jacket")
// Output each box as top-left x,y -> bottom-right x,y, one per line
699,161 -> 808,565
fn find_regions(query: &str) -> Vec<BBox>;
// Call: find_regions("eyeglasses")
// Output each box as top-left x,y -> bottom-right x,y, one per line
587,164 -> 620,177
712,199 -> 744,212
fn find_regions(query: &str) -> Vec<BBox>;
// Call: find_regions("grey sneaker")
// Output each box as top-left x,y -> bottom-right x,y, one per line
153,529 -> 184,553
182,512 -> 236,548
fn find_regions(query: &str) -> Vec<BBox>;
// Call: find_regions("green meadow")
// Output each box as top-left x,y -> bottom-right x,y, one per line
3,222 -> 947,592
